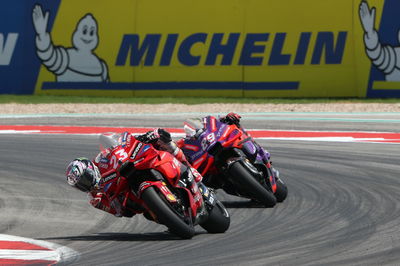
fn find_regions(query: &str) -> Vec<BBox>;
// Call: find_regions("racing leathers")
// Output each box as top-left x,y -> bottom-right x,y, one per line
88,130 -> 203,217
176,113 -> 275,188
178,112 -> 271,162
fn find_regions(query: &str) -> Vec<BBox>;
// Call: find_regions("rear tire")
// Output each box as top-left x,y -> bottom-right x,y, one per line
228,161 -> 277,207
141,186 -> 195,239
200,200 -> 230,233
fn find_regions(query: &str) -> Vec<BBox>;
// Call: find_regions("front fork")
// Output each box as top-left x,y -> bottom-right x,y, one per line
139,179 -> 203,224
181,168 -> 216,223
198,182 -> 216,207
244,140 -> 278,193
138,180 -> 178,203
197,182 -> 221,224
265,161 -> 277,193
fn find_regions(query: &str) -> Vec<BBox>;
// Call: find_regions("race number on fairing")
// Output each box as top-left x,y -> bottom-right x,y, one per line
201,133 -> 216,151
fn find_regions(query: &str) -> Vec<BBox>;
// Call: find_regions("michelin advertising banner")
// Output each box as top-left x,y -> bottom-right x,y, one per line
0,0 -> 399,98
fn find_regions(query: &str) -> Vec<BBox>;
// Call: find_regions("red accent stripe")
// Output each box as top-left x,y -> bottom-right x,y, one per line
1,125 -> 400,143
184,144 -> 199,151
249,130 -> 400,139
210,117 -> 217,132
0,125 -> 183,134
0,241 -> 51,251
0,259 -> 57,265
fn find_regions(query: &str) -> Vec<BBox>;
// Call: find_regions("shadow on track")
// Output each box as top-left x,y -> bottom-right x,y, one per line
221,200 -> 273,208
39,232 -> 204,242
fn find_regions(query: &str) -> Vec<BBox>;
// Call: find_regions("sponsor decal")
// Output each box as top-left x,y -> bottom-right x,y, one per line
102,172 -> 117,183
159,183 -> 178,203
208,194 -> 215,205
32,4 -> 109,82
217,123 -> 227,138
0,33 -> 18,66
32,4 -> 359,95
116,32 -> 347,67
359,0 -> 400,97
103,183 -> 112,192
130,142 -> 143,159
121,132 -> 128,147
167,194 -> 177,202
141,144 -> 150,153
100,157 -> 109,163
99,163 -> 108,169
3,1 -> 392,97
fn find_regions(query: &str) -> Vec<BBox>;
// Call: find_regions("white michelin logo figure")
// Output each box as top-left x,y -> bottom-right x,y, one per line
359,1 -> 400,81
32,4 -> 109,82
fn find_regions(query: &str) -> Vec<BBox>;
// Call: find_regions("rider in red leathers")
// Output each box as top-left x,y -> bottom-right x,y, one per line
66,129 -> 204,218
66,113 -> 259,217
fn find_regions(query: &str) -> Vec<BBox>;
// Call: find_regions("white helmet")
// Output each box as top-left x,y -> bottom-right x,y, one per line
66,158 -> 100,192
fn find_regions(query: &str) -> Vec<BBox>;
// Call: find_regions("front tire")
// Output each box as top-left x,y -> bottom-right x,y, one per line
274,178 -> 288,202
200,200 -> 230,233
141,186 -> 195,239
228,161 -> 277,207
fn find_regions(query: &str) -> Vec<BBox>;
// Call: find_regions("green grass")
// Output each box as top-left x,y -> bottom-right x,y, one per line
0,95 -> 399,104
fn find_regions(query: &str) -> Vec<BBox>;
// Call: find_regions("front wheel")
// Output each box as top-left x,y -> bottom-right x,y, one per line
274,178 -> 288,203
141,186 -> 195,239
200,200 -> 230,233
228,161 -> 277,207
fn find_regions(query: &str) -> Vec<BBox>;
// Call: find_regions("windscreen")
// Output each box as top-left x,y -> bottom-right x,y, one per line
99,132 -> 121,153
183,118 -> 204,137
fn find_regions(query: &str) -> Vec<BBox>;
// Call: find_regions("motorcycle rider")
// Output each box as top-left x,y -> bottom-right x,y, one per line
179,112 -> 272,161
138,115 -> 273,178
219,112 -> 272,163
177,112 -> 279,187
66,129 -> 205,218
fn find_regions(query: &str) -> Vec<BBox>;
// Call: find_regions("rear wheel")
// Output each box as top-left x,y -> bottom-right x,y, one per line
200,200 -> 230,233
228,161 -> 277,207
141,186 -> 195,239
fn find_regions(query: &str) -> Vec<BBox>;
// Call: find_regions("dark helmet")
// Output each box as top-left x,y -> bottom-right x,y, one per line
66,158 -> 100,192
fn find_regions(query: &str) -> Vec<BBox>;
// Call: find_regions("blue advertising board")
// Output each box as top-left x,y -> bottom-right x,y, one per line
0,0 -> 60,94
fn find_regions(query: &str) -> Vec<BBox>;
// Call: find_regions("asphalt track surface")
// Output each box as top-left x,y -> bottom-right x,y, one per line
1,112 -> 400,265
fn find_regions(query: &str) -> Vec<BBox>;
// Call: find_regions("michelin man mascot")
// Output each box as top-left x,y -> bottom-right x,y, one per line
359,1 -> 400,81
32,4 -> 109,82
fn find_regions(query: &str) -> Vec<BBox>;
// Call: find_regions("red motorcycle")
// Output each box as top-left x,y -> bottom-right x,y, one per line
181,116 -> 287,207
95,132 -> 230,239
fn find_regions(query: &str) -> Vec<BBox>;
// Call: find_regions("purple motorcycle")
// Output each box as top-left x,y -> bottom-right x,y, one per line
181,116 -> 287,207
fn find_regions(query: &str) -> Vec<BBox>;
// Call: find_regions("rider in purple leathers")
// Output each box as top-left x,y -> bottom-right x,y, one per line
175,112 -> 279,188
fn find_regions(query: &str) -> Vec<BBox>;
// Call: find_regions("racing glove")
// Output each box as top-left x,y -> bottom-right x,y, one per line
136,128 -> 172,144
220,112 -> 241,127
158,128 -> 172,143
